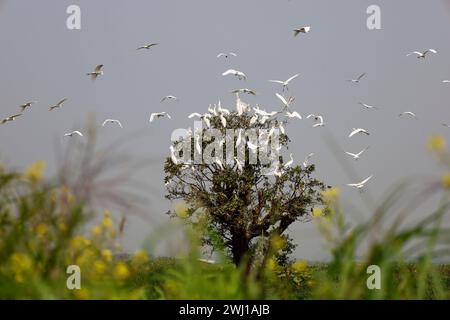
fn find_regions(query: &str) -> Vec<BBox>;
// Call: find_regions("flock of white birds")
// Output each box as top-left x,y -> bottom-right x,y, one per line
1,25 -> 449,192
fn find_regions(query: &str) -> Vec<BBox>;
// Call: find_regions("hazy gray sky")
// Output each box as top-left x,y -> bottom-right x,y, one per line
1,0 -> 450,260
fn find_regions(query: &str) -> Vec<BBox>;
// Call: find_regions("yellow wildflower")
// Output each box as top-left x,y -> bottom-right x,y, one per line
93,260 -> 107,275
101,249 -> 113,262
312,207 -> 324,218
10,253 -> 33,272
427,135 -> 447,153
132,249 -> 149,265
265,258 -> 277,271
76,248 -> 96,267
442,173 -> 450,189
24,160 -> 45,183
270,234 -> 287,251
292,260 -> 308,273
322,187 -> 340,204
70,236 -> 90,250
113,262 -> 130,281
174,202 -> 189,218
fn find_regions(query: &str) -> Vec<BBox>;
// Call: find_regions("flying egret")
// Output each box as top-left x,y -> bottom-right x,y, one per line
231,88 -> 256,95
407,49 -> 437,59
286,111 -> 302,120
137,43 -> 158,50
347,175 -> 373,190
293,26 -> 311,36
150,112 -> 171,122
222,69 -> 247,80
358,102 -> 378,110
49,98 -> 68,111
347,73 -> 366,83
345,147 -> 369,160
399,112 -> 418,119
102,119 -> 123,128
1,113 -> 22,124
217,52 -> 237,58
161,95 -> 178,103
64,131 -> 83,137
276,93 -> 295,110
20,101 -> 36,112
269,74 -> 300,91
349,128 -> 370,137
312,116 -> 324,128
87,64 -> 104,81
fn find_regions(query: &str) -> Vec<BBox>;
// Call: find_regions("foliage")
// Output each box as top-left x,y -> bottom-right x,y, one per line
164,102 -> 327,266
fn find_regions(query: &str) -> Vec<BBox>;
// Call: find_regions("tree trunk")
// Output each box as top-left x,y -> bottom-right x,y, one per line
231,232 -> 250,266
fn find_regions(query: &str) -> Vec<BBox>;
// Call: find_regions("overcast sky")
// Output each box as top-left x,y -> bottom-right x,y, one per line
1,0 -> 450,260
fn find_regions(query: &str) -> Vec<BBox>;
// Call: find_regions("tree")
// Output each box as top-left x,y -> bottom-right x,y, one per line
164,96 -> 327,266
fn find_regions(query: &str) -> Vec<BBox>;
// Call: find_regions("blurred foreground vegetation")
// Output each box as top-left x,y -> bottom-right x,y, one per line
1,134 -> 450,299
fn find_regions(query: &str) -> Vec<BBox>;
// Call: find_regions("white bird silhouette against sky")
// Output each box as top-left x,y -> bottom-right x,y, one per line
345,147 -> 369,160
347,175 -> 373,190
87,64 -> 104,81
347,73 -> 366,83
150,112 -> 171,122
222,69 -> 246,80
49,98 -> 68,111
399,111 -> 418,119
269,74 -> 300,91
293,26 -> 311,37
137,43 -> 158,50
407,49 -> 437,59
102,119 -> 123,128
217,52 -> 237,59
349,128 -> 370,137
64,131 -> 83,137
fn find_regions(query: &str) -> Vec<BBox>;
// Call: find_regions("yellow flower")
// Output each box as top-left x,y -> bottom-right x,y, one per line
292,260 -> 308,273
113,262 -> 130,281
24,160 -> 46,183
101,249 -> 113,262
442,173 -> 450,189
93,260 -> 107,275
428,135 -> 447,153
91,225 -> 102,237
265,258 -> 277,271
35,223 -> 48,239
76,248 -> 96,267
102,210 -> 114,229
322,187 -> 340,204
70,236 -> 90,250
270,234 -> 287,251
174,202 -> 189,218
312,207 -> 324,218
132,249 -> 149,265
10,253 -> 33,272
